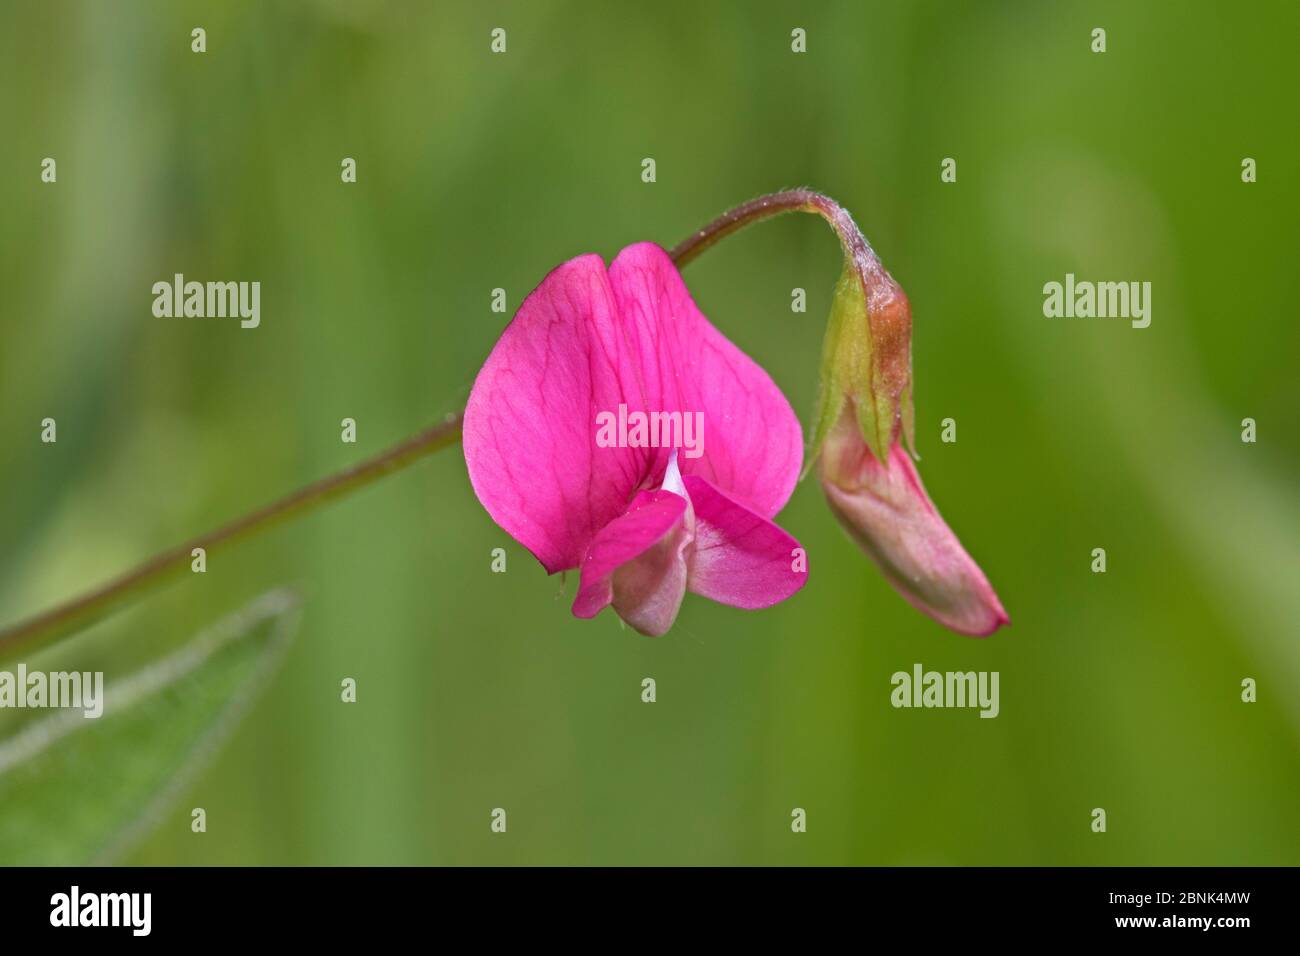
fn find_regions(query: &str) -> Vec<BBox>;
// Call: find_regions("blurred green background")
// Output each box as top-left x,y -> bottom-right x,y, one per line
1,0 -> 1297,865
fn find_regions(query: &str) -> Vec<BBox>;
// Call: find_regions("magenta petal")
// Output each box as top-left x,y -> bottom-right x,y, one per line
463,254 -> 653,573
607,243 -> 803,518
572,490 -> 691,636
821,426 -> 1009,637
682,475 -> 808,610
466,241 -> 810,635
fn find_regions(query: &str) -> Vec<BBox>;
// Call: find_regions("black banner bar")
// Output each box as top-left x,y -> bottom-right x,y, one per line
0,866 -> 1288,941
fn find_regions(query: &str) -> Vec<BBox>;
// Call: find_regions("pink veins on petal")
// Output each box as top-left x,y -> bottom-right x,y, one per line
463,242 -> 807,635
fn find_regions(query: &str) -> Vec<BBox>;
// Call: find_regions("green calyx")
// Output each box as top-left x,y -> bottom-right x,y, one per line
806,254 -> 914,476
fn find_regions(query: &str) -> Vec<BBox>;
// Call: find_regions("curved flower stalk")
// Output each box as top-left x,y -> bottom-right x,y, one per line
463,244 -> 807,635
675,190 -> 1007,636
672,190 -> 914,464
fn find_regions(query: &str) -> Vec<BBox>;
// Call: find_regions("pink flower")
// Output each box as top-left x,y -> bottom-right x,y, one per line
463,242 -> 807,636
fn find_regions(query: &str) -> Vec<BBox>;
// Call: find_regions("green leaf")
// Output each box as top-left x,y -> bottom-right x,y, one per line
0,589 -> 301,865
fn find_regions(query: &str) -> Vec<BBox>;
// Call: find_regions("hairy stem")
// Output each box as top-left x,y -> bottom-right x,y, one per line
0,413 -> 463,658
670,188 -> 888,285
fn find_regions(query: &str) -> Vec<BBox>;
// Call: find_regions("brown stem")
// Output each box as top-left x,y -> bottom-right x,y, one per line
0,413 -> 463,658
669,188 -> 888,286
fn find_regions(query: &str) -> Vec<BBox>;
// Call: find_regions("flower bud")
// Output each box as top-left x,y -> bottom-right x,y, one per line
820,407 -> 1008,636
